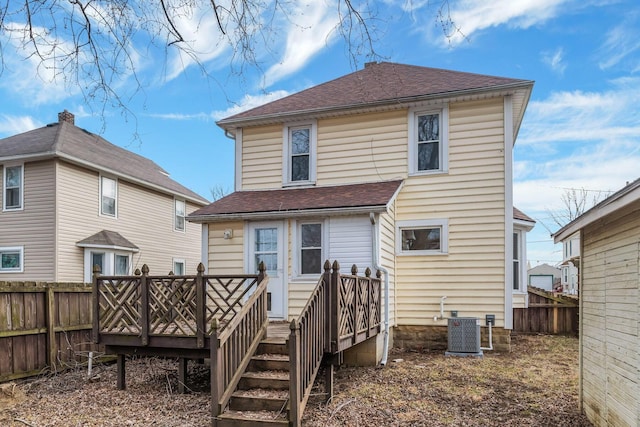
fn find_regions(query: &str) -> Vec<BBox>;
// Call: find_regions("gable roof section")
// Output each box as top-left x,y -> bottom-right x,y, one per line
0,121 -> 208,205
513,207 -> 535,223
76,230 -> 139,252
188,180 -> 404,222
218,62 -> 533,139
553,177 -> 640,242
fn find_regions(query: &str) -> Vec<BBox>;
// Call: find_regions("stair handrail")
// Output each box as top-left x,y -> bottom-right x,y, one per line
289,260 -> 333,426
210,262 -> 269,421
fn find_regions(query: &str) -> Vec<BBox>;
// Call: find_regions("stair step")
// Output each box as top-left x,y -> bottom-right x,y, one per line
250,353 -> 289,371
239,371 -> 289,390
229,388 -> 289,411
216,410 -> 288,427
257,341 -> 288,356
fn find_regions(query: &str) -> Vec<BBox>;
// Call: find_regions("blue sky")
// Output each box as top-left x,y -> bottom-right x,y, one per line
1,0 -> 639,267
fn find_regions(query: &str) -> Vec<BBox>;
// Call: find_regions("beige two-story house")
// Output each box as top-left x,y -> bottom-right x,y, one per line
188,62 -> 535,355
0,111 -> 208,283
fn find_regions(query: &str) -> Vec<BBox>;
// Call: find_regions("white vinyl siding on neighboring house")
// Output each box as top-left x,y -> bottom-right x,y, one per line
283,120 -> 317,186
3,164 -> 23,211
0,246 -> 23,272
408,106 -> 449,175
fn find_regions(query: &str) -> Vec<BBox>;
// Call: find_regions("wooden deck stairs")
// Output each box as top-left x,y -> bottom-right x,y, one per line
217,333 -> 291,426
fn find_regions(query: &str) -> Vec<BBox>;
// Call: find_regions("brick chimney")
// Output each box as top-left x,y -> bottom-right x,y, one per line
58,110 -> 75,125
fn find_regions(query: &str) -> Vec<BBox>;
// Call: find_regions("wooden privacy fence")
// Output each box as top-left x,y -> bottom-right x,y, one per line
0,281 -> 101,382
288,260 -> 382,427
513,286 -> 579,335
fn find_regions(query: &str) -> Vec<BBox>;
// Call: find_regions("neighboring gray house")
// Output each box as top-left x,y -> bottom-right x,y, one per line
0,111 -> 208,282
552,178 -> 640,427
527,263 -> 561,291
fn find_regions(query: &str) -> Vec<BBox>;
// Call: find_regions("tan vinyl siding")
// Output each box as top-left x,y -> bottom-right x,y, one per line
207,221 -> 244,274
0,160 -> 56,281
395,98 -> 507,326
580,199 -> 639,427
379,204 -> 396,328
317,111 -> 407,185
241,125 -> 282,190
55,160 -> 202,281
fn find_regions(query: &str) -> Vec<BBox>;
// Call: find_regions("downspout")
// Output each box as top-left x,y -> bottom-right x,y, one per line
370,213 -> 390,366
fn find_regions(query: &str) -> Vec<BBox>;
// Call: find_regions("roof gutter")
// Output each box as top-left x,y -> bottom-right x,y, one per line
217,81 -> 534,130
187,205 -> 389,223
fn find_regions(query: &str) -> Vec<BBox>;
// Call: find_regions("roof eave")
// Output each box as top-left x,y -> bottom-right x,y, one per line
188,204 -> 390,223
76,242 -> 140,252
217,81 -> 535,130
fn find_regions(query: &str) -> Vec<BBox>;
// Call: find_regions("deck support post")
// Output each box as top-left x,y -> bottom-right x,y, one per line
178,358 -> 188,394
324,360 -> 334,403
117,354 -> 126,390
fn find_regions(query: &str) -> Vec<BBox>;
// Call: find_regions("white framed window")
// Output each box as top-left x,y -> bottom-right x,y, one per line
174,199 -> 186,231
84,250 -> 132,281
291,220 -> 327,278
396,219 -> 448,255
408,106 -> 449,175
0,246 -> 23,273
3,164 -> 23,211
100,176 -> 117,217
513,232 -> 521,291
173,259 -> 185,275
283,120 -> 317,186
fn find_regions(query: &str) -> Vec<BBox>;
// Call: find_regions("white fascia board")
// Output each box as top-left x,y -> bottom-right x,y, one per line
76,243 -> 140,253
514,218 -> 535,232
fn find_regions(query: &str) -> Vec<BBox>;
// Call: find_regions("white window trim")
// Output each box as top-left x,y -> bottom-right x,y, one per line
3,163 -> 24,211
291,219 -> 328,280
99,175 -> 118,218
0,246 -> 24,273
512,226 -> 529,294
83,249 -> 133,282
173,258 -> 186,275
282,120 -> 317,187
408,105 -> 449,175
396,219 -> 448,255
174,199 -> 186,232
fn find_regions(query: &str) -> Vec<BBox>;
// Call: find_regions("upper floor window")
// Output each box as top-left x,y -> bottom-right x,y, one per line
100,176 -> 117,217
397,219 -> 448,255
3,164 -> 23,211
408,106 -> 449,175
283,121 -> 317,186
174,199 -> 186,231
0,246 -> 23,273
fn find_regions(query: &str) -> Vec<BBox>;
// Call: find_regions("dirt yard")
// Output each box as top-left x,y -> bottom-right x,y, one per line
0,334 -> 591,426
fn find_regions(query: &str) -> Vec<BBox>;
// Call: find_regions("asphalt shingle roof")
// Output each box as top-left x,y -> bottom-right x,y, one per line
0,120 -> 208,204
218,62 -> 533,127
513,207 -> 535,223
76,230 -> 139,250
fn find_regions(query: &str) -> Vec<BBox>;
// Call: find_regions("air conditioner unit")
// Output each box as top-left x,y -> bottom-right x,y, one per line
445,317 -> 483,357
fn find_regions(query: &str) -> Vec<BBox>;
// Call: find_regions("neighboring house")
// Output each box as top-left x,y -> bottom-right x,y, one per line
527,263 -> 561,292
0,111 -> 208,283
552,178 -> 640,427
188,62 -> 535,355
558,231 -> 580,294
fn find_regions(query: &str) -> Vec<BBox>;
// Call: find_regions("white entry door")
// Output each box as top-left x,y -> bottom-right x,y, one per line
248,222 -> 286,319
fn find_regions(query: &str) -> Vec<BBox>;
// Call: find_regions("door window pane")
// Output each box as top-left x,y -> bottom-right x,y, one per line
255,228 -> 278,274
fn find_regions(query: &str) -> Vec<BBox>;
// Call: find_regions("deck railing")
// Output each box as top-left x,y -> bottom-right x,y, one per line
93,263 -> 266,349
289,260 -> 381,426
210,264 -> 269,419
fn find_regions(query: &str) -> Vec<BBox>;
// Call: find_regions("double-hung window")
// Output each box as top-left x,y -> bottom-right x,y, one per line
173,259 -> 186,275
299,222 -> 323,275
100,176 -> 117,217
397,220 -> 448,255
283,121 -> 317,186
174,199 -> 186,231
408,106 -> 448,174
0,246 -> 23,272
3,164 -> 23,211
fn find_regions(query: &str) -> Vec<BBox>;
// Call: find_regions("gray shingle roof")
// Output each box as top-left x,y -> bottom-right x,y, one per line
218,62 -> 533,128
0,121 -> 208,205
76,230 -> 139,251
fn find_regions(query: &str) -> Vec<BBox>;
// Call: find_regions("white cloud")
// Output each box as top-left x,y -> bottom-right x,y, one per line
0,115 -> 42,136
262,1 -> 341,87
598,12 -> 640,70
541,47 -> 567,75
441,0 -> 572,45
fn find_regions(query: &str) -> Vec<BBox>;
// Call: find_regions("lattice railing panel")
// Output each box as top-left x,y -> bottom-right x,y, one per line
97,277 -> 142,334
204,276 -> 258,333
338,276 -> 355,338
148,277 -> 198,336
356,277 -> 370,333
